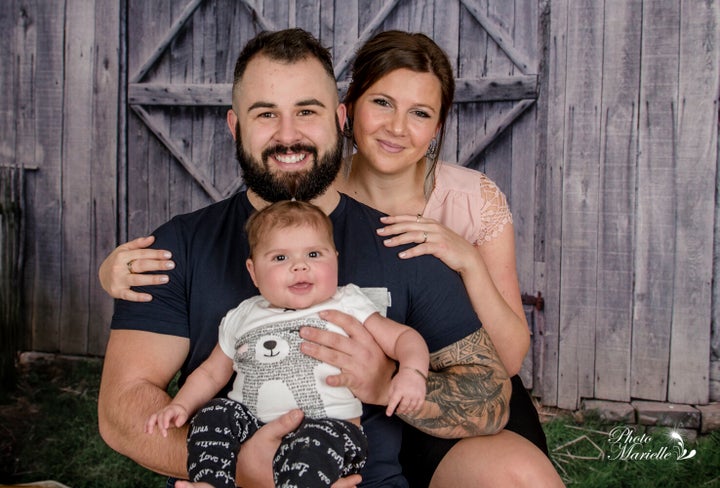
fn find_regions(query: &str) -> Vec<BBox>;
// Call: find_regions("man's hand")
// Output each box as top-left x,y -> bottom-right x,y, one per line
299,309 -> 396,405
235,409 -> 362,487
235,409 -> 304,487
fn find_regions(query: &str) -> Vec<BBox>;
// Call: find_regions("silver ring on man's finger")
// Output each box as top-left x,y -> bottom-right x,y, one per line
127,259 -> 137,274
422,232 -> 428,244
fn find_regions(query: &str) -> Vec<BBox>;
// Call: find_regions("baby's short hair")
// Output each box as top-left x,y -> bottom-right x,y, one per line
246,200 -> 335,257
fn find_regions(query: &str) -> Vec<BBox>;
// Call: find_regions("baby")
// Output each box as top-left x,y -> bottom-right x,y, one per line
145,200 -> 430,488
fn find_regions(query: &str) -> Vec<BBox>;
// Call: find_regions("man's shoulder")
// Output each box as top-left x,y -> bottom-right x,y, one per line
155,191 -> 251,234
331,193 -> 386,222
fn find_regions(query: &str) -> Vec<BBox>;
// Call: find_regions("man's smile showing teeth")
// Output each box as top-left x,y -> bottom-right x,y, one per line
275,153 -> 306,164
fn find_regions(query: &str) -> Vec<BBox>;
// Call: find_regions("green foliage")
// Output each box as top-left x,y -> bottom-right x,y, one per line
545,413 -> 720,487
0,358 -> 165,488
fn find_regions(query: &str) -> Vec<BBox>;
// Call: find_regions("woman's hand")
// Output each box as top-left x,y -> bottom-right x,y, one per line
377,215 -> 479,275
98,235 -> 174,302
379,214 -> 531,375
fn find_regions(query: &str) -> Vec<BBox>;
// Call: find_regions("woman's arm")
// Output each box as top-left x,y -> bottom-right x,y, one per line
378,216 -> 530,375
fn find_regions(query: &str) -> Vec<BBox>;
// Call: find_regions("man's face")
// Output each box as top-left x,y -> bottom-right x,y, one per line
228,55 -> 346,202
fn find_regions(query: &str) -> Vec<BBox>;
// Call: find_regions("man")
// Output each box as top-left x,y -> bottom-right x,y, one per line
98,29 -> 510,487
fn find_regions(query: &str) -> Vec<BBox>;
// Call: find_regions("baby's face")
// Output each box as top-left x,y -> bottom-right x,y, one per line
247,224 -> 338,310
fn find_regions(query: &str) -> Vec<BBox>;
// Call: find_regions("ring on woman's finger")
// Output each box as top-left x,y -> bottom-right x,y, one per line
422,232 -> 428,244
127,259 -> 137,274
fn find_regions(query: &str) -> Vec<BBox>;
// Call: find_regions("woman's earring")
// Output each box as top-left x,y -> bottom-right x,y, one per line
343,119 -> 354,139
426,137 -> 438,158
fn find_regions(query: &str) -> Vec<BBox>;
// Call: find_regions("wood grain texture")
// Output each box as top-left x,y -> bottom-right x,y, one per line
5,0 -> 718,410
592,0 -> 641,402
632,1 -> 680,401
667,0 -> 717,404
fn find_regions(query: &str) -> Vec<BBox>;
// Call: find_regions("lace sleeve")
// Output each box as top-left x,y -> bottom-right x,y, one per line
473,174 -> 513,245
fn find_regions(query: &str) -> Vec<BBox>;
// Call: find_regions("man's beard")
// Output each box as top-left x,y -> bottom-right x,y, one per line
236,120 -> 343,202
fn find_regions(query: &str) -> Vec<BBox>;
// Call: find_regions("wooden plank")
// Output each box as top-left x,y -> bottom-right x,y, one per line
484,0 -> 516,184
555,0 -> 604,410
88,0 -> 120,355
329,0 -> 356,85
432,0 -> 461,162
328,0 -> 360,80
454,75 -> 537,102
468,1 -> 513,194
117,0 -> 128,245
127,76 -> 536,105
61,0 -> 96,354
0,0 -> 17,162
715,132 -> 720,368
457,0 -> 490,171
592,0 -> 641,402
28,0 -> 66,352
631,1 -> 680,401
216,0 -> 253,198
128,1 -> 172,238
509,0 -> 539,375
189,1 -> 217,212
667,0 -> 718,404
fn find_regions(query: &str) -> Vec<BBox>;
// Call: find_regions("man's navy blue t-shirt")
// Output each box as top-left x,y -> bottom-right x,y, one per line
112,192 -> 481,487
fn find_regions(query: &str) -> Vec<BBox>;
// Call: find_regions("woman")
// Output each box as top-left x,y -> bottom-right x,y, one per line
100,31 -> 563,487
337,30 -> 560,487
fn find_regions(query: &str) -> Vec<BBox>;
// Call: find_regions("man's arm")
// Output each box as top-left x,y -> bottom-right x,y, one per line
397,327 -> 511,439
98,329 -> 190,477
99,329 -> 310,487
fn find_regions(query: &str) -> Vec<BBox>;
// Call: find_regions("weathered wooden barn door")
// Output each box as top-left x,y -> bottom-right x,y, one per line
125,0 -> 543,383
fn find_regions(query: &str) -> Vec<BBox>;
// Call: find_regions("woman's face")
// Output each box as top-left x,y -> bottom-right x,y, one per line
351,68 -> 442,175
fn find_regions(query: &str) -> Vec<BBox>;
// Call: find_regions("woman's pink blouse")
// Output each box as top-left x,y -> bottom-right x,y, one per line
423,162 -> 513,246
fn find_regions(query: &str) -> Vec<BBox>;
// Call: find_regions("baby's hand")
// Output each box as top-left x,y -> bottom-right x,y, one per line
145,404 -> 189,437
385,367 -> 427,416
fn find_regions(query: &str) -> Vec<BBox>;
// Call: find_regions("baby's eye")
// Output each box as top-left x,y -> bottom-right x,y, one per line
273,254 -> 287,262
308,251 -> 320,258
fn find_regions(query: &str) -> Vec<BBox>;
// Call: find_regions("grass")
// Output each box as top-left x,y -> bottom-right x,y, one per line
543,412 -> 720,487
0,355 -> 718,487
0,355 -> 166,488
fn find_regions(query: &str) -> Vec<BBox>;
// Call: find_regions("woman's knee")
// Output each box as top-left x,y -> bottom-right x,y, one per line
429,430 -> 564,488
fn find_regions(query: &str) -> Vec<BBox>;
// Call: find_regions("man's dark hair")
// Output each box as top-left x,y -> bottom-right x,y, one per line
233,29 -> 335,87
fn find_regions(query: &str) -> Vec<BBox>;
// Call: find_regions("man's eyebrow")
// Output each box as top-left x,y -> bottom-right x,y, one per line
247,98 -> 326,113
297,98 -> 326,108
247,101 -> 276,112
